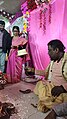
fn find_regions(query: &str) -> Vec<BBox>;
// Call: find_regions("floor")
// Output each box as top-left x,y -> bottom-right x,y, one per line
1,62 -> 66,119
0,81 -> 49,119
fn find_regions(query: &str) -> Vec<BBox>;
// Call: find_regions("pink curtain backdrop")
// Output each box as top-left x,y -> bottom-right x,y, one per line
28,0 -> 67,70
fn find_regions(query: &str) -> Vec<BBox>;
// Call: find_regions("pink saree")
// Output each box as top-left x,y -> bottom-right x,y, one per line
6,36 -> 30,83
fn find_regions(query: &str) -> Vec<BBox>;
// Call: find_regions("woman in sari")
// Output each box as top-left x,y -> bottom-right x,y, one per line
6,26 -> 30,83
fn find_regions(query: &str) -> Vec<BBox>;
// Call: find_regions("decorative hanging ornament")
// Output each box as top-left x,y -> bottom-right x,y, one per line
27,0 -> 37,11
36,0 -> 52,33
35,0 -> 51,6
0,9 -> 15,21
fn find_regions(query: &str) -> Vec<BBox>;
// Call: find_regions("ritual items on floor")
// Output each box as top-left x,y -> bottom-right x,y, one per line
25,67 -> 35,76
0,102 -> 16,119
0,71 -> 7,90
23,77 -> 41,84
19,89 -> 32,94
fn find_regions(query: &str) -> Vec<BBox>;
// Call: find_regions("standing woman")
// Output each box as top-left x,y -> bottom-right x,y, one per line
6,26 -> 30,83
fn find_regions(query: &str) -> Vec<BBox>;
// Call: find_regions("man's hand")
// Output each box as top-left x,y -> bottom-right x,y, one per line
44,110 -> 56,119
51,85 -> 66,97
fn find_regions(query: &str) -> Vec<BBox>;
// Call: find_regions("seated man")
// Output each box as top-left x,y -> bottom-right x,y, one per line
25,39 -> 67,112
44,102 -> 67,119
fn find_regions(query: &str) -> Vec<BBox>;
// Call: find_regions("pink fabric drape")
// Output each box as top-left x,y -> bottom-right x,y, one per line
28,0 -> 67,70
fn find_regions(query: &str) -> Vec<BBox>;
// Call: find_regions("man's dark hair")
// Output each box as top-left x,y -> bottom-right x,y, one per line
0,20 -> 5,26
47,39 -> 65,52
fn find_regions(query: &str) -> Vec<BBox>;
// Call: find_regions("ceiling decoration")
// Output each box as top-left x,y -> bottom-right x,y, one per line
0,0 -> 4,5
0,0 -> 26,22
35,0 -> 50,6
0,9 -> 15,21
0,0 -> 26,14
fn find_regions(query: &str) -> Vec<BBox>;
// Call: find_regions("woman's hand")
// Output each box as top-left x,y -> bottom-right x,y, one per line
11,46 -> 18,49
25,67 -> 35,76
6,55 -> 8,61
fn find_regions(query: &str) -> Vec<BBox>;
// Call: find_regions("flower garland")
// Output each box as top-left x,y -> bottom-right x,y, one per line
49,4 -> 52,23
35,0 -> 51,6
20,11 -> 30,39
40,10 -> 42,28
22,11 -> 30,33
27,0 -> 37,11
21,1 -> 31,38
35,0 -> 52,33
43,8 -> 47,33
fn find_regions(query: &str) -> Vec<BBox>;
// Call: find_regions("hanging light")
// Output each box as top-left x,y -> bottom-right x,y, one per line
0,1 -> 4,5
